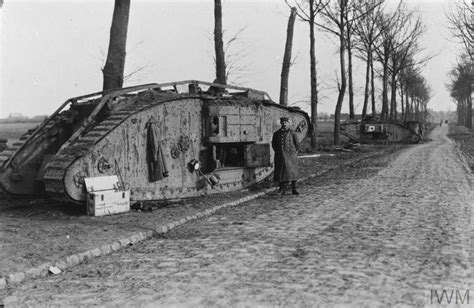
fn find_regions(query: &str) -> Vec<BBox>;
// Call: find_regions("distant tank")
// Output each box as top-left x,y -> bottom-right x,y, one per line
340,118 -> 422,144
0,80 -> 311,203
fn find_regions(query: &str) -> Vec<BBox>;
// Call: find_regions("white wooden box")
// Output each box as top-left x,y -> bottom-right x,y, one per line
84,175 -> 130,216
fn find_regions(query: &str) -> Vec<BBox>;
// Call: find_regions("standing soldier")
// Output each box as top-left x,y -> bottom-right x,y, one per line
272,117 -> 300,195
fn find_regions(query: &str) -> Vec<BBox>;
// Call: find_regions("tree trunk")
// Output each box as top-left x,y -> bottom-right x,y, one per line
214,0 -> 226,85
415,99 -> 420,122
347,42 -> 355,119
400,86 -> 404,120
464,98 -> 469,127
334,10 -> 347,145
370,55 -> 376,117
102,0 -> 130,91
405,90 -> 410,120
463,100 -> 466,126
389,73 -> 397,120
381,59 -> 389,119
470,70 -> 474,128
457,100 -> 461,124
309,0 -> 319,149
362,51 -> 371,118
279,7 -> 297,107
467,84 -> 473,129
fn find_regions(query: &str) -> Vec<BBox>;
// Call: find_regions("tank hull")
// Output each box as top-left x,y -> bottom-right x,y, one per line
340,120 -> 422,144
0,81 -> 310,203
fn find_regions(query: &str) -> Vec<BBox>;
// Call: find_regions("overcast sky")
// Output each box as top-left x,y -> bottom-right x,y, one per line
0,0 -> 462,118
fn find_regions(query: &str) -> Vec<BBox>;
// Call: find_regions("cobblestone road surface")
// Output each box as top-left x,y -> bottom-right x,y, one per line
2,125 -> 472,307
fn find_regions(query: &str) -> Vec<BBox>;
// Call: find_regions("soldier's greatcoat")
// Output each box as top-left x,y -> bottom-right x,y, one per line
272,128 -> 300,182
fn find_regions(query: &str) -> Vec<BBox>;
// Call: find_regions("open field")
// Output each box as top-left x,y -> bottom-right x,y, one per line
315,120 -> 340,144
0,122 -> 39,144
316,120 -> 333,132
300,120 -> 350,151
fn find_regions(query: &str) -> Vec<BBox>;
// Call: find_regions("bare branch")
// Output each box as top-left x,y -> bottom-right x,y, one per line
445,0 -> 473,59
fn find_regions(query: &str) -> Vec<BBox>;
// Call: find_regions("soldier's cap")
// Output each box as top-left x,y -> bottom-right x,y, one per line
280,117 -> 289,122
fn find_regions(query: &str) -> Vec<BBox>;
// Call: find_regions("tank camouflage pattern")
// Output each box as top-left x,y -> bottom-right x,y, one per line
0,81 -> 311,203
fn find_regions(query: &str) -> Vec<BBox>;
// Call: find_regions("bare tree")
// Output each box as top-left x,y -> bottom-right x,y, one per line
387,8 -> 426,120
353,0 -> 385,118
280,7 -> 298,107
214,0 -> 226,85
210,26 -> 249,84
446,0 -> 472,128
223,27 -> 251,85
399,62 -> 420,121
373,3 -> 416,120
343,0 -> 382,118
345,14 -> 356,119
447,54 -> 472,128
286,0 -> 329,149
414,76 -> 431,123
403,71 -> 430,122
370,53 -> 377,117
102,0 -> 131,91
315,0 -> 379,144
446,0 -> 473,60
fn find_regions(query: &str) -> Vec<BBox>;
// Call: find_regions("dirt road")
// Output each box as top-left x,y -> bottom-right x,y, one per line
2,125 -> 472,306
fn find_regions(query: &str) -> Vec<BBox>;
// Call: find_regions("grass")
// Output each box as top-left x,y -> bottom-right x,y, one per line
316,120 -> 334,133
0,122 -> 39,143
300,120 -> 350,151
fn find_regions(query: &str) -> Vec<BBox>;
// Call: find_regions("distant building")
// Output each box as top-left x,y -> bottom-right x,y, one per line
0,113 -> 45,123
8,113 -> 27,120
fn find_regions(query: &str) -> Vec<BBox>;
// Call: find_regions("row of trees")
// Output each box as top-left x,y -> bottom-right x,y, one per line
101,0 -> 432,146
446,0 -> 472,129
280,0 -> 431,144
447,54 -> 472,128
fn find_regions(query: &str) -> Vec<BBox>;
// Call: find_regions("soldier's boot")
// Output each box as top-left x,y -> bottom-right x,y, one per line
278,182 -> 288,195
277,182 -> 283,194
291,181 -> 299,195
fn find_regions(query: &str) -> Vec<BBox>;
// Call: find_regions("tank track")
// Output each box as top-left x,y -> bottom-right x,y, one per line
0,130 -> 36,167
43,104 -> 145,200
0,113 -> 71,169
43,95 -> 189,201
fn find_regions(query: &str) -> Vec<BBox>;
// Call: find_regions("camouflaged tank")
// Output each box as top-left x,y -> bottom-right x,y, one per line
0,81 -> 311,203
340,118 -> 423,144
